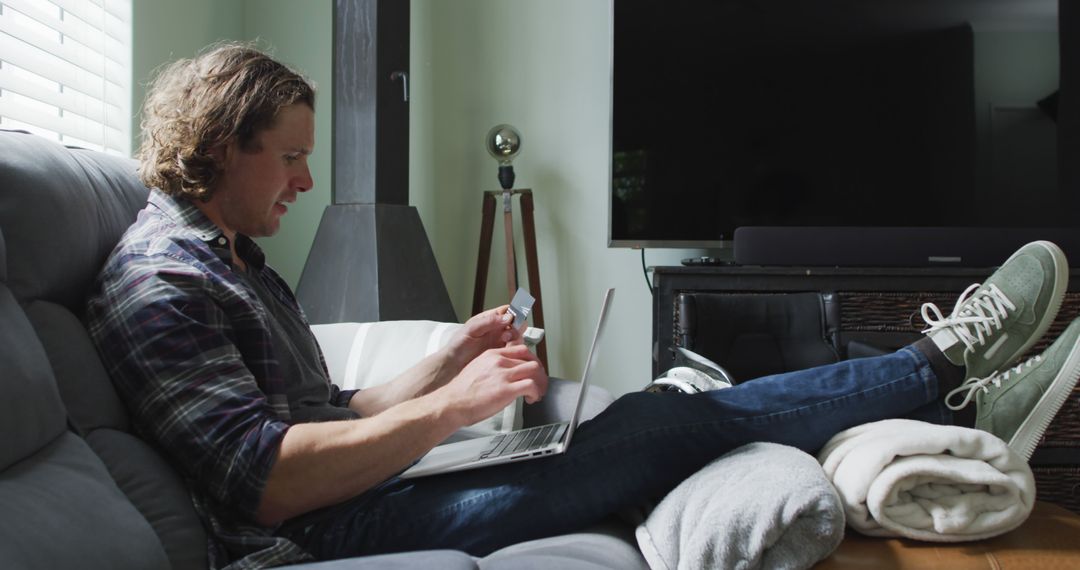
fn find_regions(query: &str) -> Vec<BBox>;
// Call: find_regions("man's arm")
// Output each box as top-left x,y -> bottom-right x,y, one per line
345,307 -> 522,417
256,343 -> 547,526
344,348 -> 458,417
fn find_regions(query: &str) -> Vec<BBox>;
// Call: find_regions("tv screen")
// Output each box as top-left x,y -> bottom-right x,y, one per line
609,0 -> 1067,249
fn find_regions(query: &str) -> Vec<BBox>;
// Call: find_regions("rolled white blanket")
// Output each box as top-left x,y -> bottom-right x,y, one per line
818,419 -> 1035,542
636,442 -> 845,570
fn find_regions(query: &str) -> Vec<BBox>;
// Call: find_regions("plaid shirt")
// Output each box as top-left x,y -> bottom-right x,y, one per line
86,189 -> 357,568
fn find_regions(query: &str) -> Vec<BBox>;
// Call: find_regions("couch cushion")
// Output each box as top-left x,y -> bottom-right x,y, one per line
0,248 -> 170,568
24,299 -> 130,432
0,130 -> 205,569
0,432 -> 170,570
87,428 -> 209,570
0,284 -> 66,471
0,129 -> 147,310
479,521 -> 648,570
0,226 -> 6,281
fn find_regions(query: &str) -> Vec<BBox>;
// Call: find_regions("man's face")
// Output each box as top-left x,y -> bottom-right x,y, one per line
210,103 -> 316,239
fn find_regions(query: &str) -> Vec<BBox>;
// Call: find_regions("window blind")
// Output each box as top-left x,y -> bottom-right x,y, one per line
0,0 -> 131,155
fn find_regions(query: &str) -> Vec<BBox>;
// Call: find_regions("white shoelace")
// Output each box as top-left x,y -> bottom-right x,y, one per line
945,355 -> 1042,410
921,283 -> 1017,353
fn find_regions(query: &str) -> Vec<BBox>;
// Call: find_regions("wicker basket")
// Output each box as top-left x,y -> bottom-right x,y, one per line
1033,466 -> 1080,514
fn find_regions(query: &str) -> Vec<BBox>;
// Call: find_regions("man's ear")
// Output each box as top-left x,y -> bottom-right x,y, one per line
207,143 -> 229,168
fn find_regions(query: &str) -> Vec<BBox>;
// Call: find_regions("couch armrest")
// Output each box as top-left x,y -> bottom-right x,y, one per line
523,377 -> 615,428
282,549 -> 477,569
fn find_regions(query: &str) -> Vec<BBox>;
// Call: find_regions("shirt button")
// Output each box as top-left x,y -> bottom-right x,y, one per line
217,237 -> 227,245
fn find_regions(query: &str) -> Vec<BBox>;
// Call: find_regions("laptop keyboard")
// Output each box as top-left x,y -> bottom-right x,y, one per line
479,424 -> 563,459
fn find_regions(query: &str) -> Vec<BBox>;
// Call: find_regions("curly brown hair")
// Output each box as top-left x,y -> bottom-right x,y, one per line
137,42 -> 316,201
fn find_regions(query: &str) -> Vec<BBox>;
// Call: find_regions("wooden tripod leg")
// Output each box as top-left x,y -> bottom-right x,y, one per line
472,192 -> 497,316
519,191 -> 547,369
502,190 -> 518,298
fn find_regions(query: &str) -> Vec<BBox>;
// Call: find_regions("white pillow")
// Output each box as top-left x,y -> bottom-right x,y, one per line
310,321 -> 523,434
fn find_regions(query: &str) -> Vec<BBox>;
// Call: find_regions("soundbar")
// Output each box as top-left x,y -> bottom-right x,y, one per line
734,227 -> 1080,268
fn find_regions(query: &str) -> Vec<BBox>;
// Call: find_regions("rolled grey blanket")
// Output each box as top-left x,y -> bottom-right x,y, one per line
636,442 -> 845,570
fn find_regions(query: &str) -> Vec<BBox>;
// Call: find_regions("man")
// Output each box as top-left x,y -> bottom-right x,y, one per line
87,43 -> 1080,567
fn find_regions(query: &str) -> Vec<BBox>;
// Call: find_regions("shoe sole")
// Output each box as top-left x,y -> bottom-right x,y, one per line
1009,338 -> 1080,461
996,240 -> 1069,371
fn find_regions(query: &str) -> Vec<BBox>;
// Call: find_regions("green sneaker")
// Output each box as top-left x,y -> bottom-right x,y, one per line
946,316 -> 1080,461
922,240 -> 1068,380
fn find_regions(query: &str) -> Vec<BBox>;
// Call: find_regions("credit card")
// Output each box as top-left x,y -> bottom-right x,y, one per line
507,287 -> 535,330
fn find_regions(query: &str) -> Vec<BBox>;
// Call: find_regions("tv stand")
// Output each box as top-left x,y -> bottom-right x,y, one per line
652,264 -> 1080,514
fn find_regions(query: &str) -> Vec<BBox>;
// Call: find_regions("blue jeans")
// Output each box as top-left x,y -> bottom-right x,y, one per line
280,346 -> 948,558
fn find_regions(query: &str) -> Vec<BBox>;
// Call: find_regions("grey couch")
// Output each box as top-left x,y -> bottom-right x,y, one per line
0,129 -> 647,569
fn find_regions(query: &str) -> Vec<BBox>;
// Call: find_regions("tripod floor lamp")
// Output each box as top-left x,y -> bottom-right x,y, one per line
472,124 -> 547,368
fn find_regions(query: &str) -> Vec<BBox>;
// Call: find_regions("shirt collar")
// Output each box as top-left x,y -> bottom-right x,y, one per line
147,189 -> 266,270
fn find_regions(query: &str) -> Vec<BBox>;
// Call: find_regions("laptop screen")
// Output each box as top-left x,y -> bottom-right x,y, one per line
563,288 -> 615,446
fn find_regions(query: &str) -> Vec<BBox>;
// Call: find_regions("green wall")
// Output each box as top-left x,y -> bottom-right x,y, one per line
132,0 -> 690,396
242,0 -> 334,290
132,0 -> 243,135
409,0 -> 697,394
132,0 -> 332,289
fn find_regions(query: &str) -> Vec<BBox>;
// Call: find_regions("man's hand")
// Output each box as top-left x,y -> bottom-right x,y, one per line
348,307 -> 528,417
443,306 -> 522,373
435,343 -> 549,427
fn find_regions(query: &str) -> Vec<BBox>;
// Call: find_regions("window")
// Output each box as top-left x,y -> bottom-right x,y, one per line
0,0 -> 132,155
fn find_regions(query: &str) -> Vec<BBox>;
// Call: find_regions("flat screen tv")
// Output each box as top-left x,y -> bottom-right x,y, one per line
608,0 -> 1075,264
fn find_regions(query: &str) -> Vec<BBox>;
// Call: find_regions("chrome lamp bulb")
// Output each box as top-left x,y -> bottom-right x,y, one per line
486,124 -> 523,190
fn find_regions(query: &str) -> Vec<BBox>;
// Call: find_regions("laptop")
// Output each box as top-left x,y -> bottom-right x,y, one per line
400,288 -> 615,478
